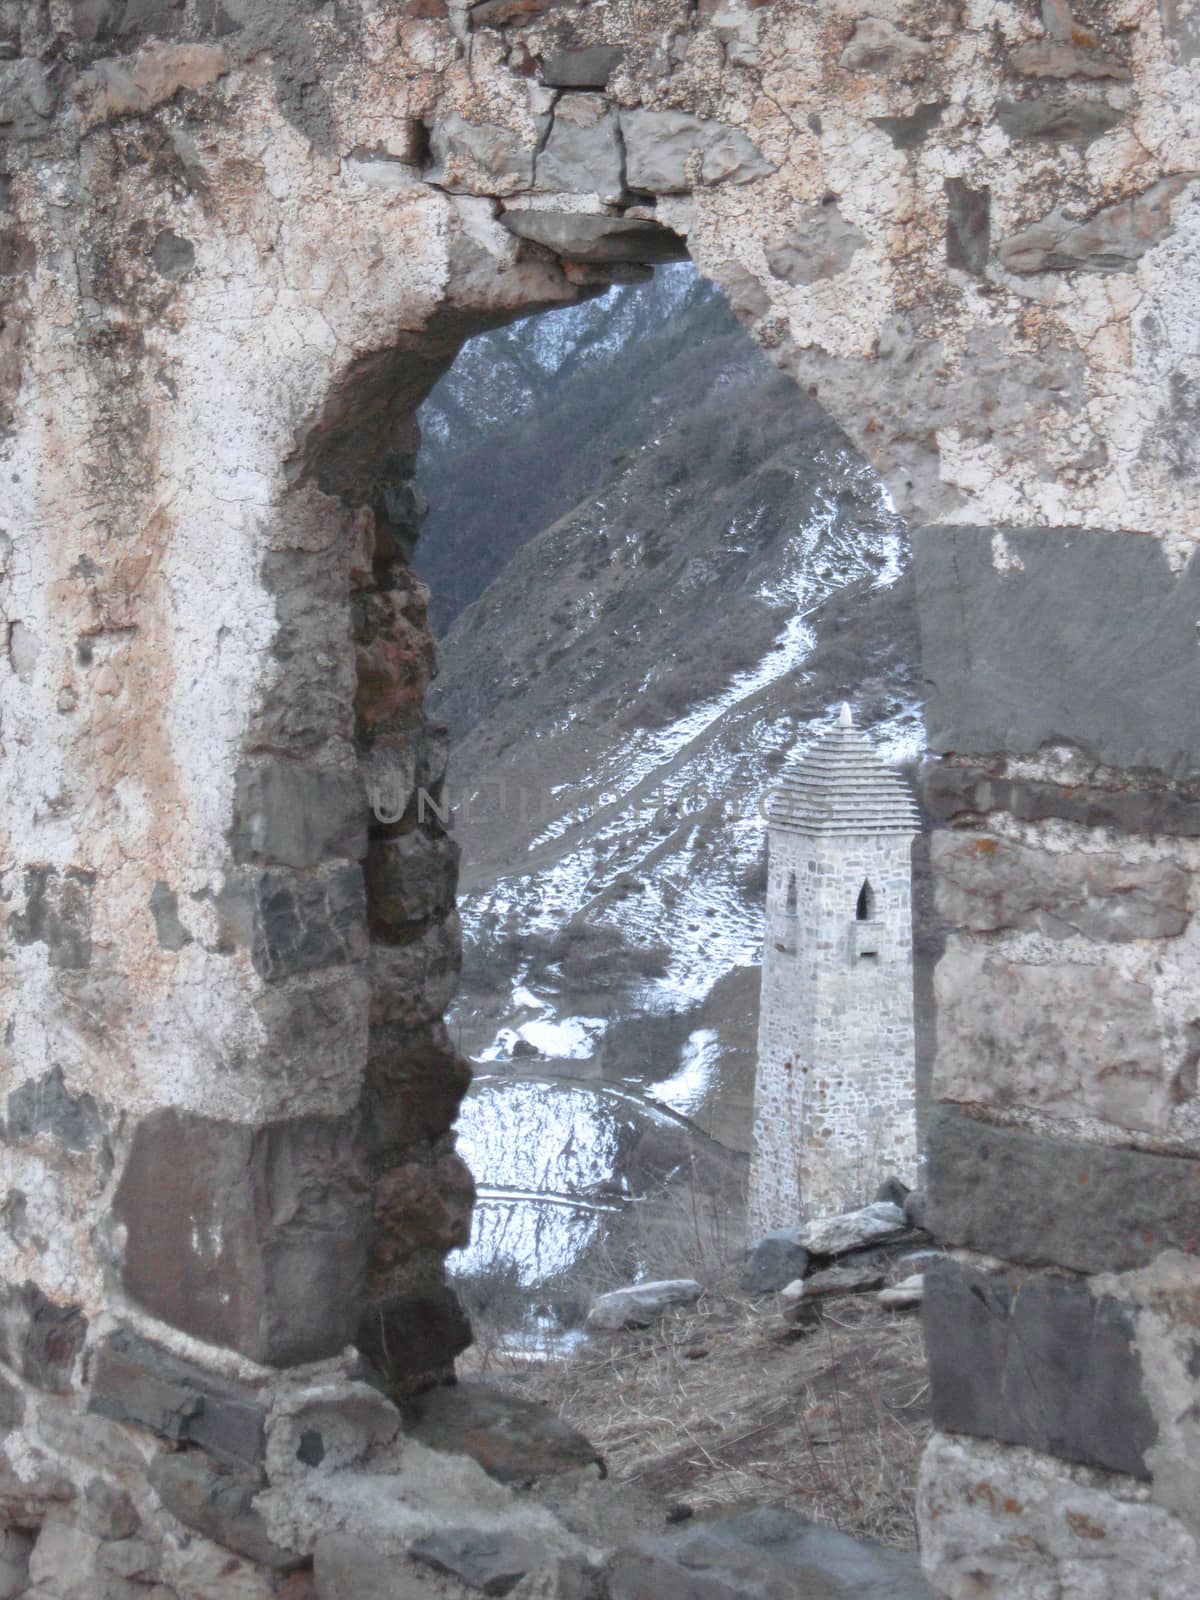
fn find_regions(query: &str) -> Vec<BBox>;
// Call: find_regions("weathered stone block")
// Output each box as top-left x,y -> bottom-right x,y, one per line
1008,39 -> 1130,79
996,96 -> 1123,143
0,1281 -> 86,1394
870,102 -> 944,148
764,205 -> 866,286
610,1508 -> 930,1600
919,1432 -> 1200,1599
148,1452 -> 300,1569
10,865 -> 94,969
932,832 -> 1190,941
366,828 -> 459,931
925,1262 -> 1156,1477
839,18 -> 931,73
741,1229 -> 810,1293
926,1105 -> 1200,1272
356,1286 -> 472,1385
428,111 -> 533,192
0,60 -> 57,138
412,1527 -> 545,1596
314,1534 -> 442,1599
362,1021 -> 472,1154
921,758 -> 1200,837
402,1379 -> 603,1483
540,47 -> 624,88
536,94 -> 622,199
226,865 -> 367,982
500,210 -> 687,263
368,1153 -> 475,1287
944,178 -> 990,275
934,947 -> 1169,1132
913,525 -> 1200,780
1000,175 -> 1193,273
369,914 -> 462,1028
620,110 -> 773,193
7,1066 -> 108,1153
232,761 -> 366,868
113,1110 -> 371,1365
88,1329 -> 266,1471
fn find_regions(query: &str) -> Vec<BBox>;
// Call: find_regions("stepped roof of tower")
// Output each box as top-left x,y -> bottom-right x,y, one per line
765,704 -> 921,836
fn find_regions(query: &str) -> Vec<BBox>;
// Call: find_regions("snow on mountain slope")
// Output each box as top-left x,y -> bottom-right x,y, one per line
421,270 -> 923,1163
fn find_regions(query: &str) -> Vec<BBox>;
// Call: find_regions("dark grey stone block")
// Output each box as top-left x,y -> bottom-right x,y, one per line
114,1109 -> 371,1365
218,865 -> 368,982
10,865 -> 94,968
149,881 -> 193,951
926,1104 -> 1200,1273
920,759 -> 1200,837
0,1281 -> 86,1393
925,1262 -> 1157,1478
541,46 -> 624,88
232,760 -> 367,869
148,1452 -> 301,1569
914,526 -> 1200,780
945,178 -> 990,274
356,1287 -> 472,1385
403,1380 -> 604,1484
7,1066 -> 107,1154
741,1229 -> 810,1293
610,1507 -> 931,1599
88,1329 -> 266,1472
871,102 -> 944,148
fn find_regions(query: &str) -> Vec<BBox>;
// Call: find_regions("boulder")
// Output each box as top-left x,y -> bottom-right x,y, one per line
795,1264 -> 885,1301
874,1176 -> 910,1208
798,1202 -> 907,1257
586,1280 -> 702,1331
402,1380 -> 604,1483
879,1275 -> 925,1309
903,1189 -> 927,1231
740,1229 -> 810,1293
609,1507 -> 932,1599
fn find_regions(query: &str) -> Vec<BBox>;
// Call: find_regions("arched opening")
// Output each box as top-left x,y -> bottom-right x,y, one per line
856,879 -> 875,921
785,872 -> 798,916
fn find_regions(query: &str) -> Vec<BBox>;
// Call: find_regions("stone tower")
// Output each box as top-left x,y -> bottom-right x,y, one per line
749,705 -> 920,1229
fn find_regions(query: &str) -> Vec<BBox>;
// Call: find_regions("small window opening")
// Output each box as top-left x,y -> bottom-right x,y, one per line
856,879 -> 874,921
785,873 -> 798,915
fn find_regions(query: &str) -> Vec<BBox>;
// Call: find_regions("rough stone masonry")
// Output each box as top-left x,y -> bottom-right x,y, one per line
0,0 -> 1196,1595
750,706 -> 921,1226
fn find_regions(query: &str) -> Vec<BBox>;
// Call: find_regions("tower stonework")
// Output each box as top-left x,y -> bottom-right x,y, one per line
750,706 -> 920,1229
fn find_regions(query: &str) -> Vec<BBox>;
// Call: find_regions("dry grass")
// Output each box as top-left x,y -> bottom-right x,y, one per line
461,1287 -> 930,1551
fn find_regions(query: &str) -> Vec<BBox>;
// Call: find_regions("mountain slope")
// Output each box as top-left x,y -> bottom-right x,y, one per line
418,269 -> 924,1163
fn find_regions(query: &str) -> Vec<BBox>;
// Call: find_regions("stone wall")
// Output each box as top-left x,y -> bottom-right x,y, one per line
750,828 -> 917,1226
0,0 -> 1196,1593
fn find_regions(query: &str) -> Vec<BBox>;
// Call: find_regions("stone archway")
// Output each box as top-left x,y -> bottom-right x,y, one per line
1,1 -> 1198,1593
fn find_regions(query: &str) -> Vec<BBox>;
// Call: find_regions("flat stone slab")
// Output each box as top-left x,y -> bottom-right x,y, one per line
799,1202 -> 908,1257
587,1280 -> 702,1331
401,1380 -> 604,1483
799,1264 -> 886,1300
741,1229 -> 810,1293
609,1507 -> 931,1599
878,1274 -> 925,1309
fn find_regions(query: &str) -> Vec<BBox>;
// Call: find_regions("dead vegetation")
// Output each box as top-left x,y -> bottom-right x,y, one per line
459,1285 -> 929,1552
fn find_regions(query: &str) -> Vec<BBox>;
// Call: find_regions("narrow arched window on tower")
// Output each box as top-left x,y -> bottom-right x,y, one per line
785,873 -> 798,916
856,879 -> 874,921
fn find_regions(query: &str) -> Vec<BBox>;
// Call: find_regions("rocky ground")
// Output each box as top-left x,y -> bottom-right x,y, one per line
455,1200 -> 936,1556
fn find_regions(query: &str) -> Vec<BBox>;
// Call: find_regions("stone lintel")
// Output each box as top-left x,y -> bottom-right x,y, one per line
926,1105 -> 1200,1274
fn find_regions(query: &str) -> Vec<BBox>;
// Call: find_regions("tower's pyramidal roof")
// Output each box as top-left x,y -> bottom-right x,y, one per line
765,704 -> 921,836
